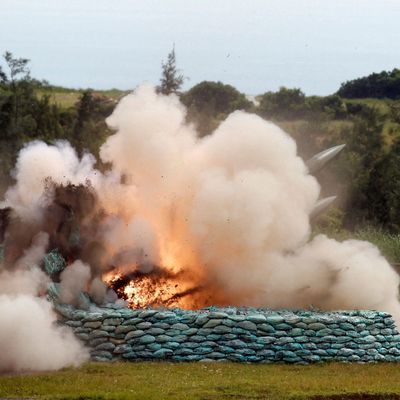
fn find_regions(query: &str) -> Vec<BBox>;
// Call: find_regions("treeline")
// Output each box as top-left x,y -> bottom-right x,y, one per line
0,52 -> 114,187
338,68 -> 400,99
2,50 -> 400,234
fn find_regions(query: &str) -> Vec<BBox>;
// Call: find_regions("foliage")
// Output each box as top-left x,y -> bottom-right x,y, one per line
0,65 -> 7,83
182,80 -> 252,136
0,51 -> 114,190
278,99 -> 394,232
366,137 -> 400,231
306,95 -> 348,120
71,90 -> 113,156
0,52 -> 63,144
0,52 -> 67,188
0,51 -> 35,141
3,51 -> 30,82
259,87 -> 307,120
183,80 -> 251,115
338,68 -> 400,99
338,106 -> 385,227
345,98 -> 392,117
159,46 -> 184,95
259,89 -> 348,121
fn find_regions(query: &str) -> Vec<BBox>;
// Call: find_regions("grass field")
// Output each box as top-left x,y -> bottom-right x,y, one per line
1,362 -> 400,399
314,221 -> 400,265
37,88 -> 129,108
344,98 -> 393,116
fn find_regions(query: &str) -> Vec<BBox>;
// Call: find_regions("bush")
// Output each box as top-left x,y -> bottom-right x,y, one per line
258,87 -> 307,120
181,81 -> 252,136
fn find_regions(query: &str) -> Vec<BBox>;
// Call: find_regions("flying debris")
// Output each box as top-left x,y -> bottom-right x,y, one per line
306,144 -> 346,174
310,196 -> 337,220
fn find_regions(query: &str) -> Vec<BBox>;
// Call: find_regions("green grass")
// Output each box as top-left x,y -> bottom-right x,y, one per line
344,98 -> 393,116
1,362 -> 400,399
316,223 -> 400,265
352,227 -> 400,266
37,90 -> 81,108
37,89 -> 129,109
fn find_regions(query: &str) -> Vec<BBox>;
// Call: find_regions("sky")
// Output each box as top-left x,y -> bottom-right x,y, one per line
1,0 -> 400,95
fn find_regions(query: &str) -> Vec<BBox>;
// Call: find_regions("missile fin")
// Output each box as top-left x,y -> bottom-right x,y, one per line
306,144 -> 346,174
310,196 -> 337,220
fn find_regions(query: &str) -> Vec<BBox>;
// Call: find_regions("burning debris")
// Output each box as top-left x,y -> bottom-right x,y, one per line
0,85 -> 400,371
104,266 -> 203,308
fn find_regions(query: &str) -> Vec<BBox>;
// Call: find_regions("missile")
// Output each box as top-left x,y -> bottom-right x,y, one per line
310,196 -> 337,220
306,144 -> 346,174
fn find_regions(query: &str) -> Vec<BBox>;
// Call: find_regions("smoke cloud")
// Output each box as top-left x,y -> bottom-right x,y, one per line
59,260 -> 91,306
1,82 -> 399,371
0,295 -> 88,372
0,233 -> 88,372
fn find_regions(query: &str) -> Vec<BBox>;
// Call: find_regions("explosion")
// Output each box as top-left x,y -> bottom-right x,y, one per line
104,269 -> 204,309
1,85 -> 400,371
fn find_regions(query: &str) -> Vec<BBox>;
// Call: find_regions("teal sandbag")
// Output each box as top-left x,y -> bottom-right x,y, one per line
43,249 -> 66,275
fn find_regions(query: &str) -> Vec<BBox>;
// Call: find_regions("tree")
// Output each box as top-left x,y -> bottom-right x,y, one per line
159,46 -> 184,95
182,81 -> 252,136
334,106 -> 385,228
305,95 -> 347,120
0,52 -> 34,140
0,66 -> 6,84
182,81 -> 251,115
72,90 -> 113,156
3,51 -> 30,83
337,68 -> 400,99
365,137 -> 400,231
258,87 -> 307,120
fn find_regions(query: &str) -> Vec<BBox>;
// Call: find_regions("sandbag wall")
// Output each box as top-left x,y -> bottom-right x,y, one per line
55,303 -> 400,363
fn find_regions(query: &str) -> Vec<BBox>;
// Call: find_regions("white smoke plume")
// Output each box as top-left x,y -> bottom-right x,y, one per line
0,295 -> 88,372
0,234 -> 88,372
2,84 -> 400,331
3,141 -> 99,221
